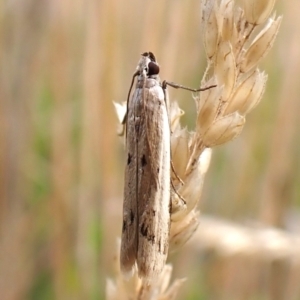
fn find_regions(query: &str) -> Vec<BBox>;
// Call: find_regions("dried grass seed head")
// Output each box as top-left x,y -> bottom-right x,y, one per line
242,0 -> 276,25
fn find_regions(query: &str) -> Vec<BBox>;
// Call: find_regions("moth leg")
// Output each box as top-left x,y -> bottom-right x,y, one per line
161,83 -> 185,204
161,84 -> 186,205
171,178 -> 186,205
162,80 -> 216,92
171,160 -> 184,185
122,71 -> 139,126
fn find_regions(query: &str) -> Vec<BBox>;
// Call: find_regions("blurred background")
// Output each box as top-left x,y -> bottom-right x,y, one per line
1,0 -> 300,299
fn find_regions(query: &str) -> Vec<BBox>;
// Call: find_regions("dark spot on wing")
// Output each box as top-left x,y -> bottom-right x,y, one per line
130,210 -> 134,224
135,123 -> 140,133
141,223 -> 148,236
157,167 -> 160,173
122,220 -> 127,233
140,223 -> 155,243
141,154 -> 147,167
127,153 -> 132,165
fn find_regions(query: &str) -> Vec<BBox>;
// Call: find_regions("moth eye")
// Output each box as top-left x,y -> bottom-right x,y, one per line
148,61 -> 160,76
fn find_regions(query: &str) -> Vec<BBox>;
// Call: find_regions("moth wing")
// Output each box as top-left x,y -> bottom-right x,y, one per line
136,83 -> 171,279
120,88 -> 140,277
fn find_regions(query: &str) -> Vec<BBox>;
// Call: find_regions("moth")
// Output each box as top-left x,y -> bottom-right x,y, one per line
120,52 -> 215,279
120,52 -> 169,279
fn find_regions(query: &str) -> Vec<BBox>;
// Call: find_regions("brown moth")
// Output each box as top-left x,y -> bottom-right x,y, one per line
120,52 -> 216,280
120,52 -> 170,279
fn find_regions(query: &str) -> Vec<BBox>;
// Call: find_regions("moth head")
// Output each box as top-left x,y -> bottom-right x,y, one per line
140,51 -> 160,76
